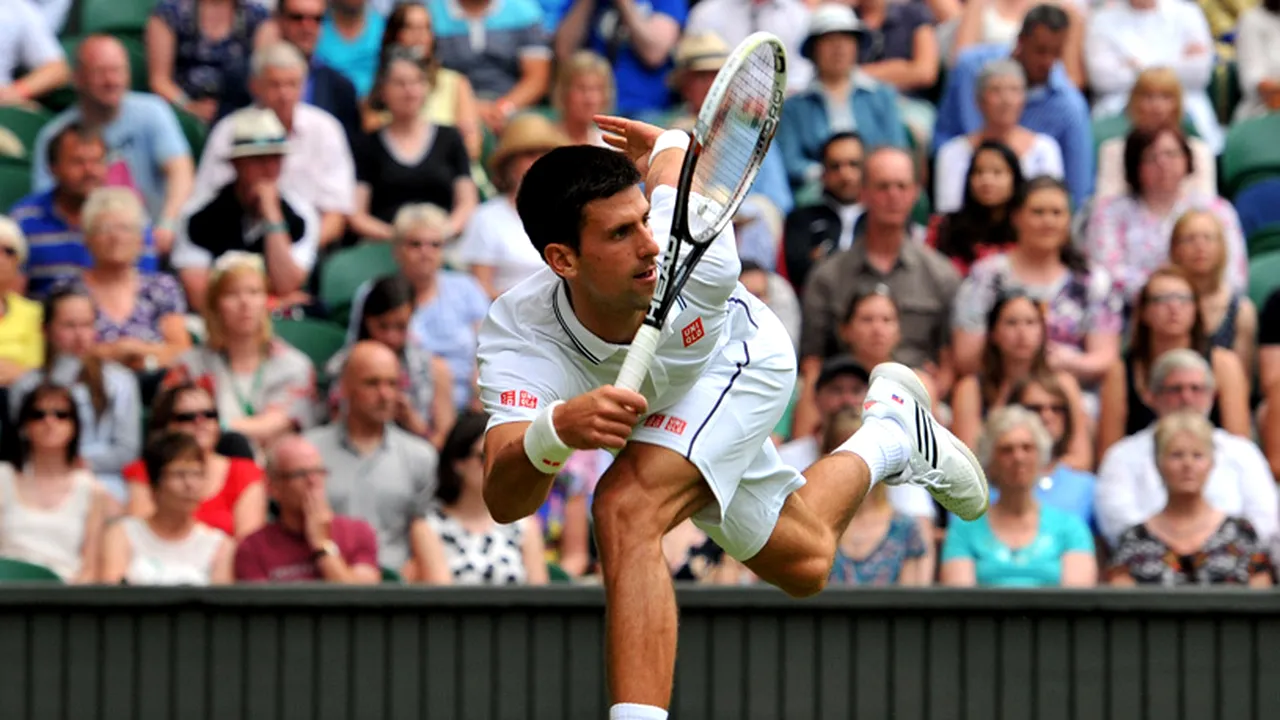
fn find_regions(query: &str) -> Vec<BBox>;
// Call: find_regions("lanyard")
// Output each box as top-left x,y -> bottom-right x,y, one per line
226,358 -> 266,417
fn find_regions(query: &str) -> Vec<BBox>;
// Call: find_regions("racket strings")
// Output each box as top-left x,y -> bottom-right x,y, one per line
688,45 -> 779,242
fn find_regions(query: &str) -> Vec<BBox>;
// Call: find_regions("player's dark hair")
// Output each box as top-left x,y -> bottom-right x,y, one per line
1019,4 -> 1069,37
820,131 -> 862,166
516,145 -> 642,257
436,410 -> 489,506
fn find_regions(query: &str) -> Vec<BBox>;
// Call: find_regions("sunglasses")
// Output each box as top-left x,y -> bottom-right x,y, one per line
1021,403 -> 1067,416
283,11 -> 324,22
30,409 -> 72,421
173,409 -> 219,423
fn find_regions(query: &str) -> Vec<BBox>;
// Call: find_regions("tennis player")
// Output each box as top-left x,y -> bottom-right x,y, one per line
477,116 -> 989,720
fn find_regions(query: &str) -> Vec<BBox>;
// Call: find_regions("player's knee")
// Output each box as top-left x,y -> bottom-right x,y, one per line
592,478 -> 666,548
779,554 -> 833,599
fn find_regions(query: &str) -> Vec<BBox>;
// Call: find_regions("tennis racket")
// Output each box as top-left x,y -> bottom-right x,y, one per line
614,31 -> 787,393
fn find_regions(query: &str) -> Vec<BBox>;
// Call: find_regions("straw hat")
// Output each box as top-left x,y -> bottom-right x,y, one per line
226,107 -> 291,160
487,113 -> 571,179
801,4 -> 865,60
668,33 -> 730,88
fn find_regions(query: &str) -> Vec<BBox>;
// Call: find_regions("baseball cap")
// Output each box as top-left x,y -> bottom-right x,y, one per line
816,355 -> 870,390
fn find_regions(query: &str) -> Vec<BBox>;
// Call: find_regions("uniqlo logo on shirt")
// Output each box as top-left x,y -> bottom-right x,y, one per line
518,391 -> 538,409
664,417 -> 687,435
682,318 -> 705,347
644,414 -> 666,428
499,391 -> 517,407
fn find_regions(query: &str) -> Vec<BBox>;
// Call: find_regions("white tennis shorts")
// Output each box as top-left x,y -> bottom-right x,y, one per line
628,297 -> 805,561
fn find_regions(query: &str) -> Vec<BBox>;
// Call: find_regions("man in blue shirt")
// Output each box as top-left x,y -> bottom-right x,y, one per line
11,123 -> 157,296
933,4 -> 1094,205
555,0 -> 686,116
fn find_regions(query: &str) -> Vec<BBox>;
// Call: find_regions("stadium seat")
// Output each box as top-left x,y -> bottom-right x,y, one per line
0,164 -> 33,213
0,106 -> 52,161
547,562 -> 572,583
1209,60 -> 1241,126
318,242 -> 398,320
1233,178 -> 1280,239
1221,114 -> 1280,199
81,0 -> 155,35
0,558 -> 62,583
172,104 -> 208,159
1248,251 -> 1280,309
380,566 -> 402,583
271,317 -> 348,377
1249,224 -> 1280,258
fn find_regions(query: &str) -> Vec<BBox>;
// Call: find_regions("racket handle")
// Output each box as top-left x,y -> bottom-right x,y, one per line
615,325 -> 663,392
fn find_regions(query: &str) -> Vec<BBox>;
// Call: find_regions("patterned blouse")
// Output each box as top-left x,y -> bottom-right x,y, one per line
829,513 -> 926,586
953,253 -> 1125,351
1084,192 -> 1248,302
51,274 -> 187,344
1106,517 -> 1272,586
426,505 -> 527,585
151,0 -> 267,101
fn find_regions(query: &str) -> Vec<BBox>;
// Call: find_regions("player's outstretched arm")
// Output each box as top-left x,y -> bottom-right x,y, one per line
596,114 -> 685,196
483,386 -> 648,523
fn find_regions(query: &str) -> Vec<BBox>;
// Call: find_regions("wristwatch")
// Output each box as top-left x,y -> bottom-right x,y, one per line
310,540 -> 339,562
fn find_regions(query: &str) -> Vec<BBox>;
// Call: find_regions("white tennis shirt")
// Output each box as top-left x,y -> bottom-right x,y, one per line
477,184 -> 769,428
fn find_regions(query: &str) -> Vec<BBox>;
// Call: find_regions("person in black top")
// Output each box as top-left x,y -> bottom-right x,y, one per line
348,48 -> 477,242
171,108 -> 321,311
780,131 -> 863,292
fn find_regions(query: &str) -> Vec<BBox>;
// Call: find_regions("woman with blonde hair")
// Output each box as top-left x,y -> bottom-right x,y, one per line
1094,68 -> 1217,200
552,51 -> 614,148
1107,411 -> 1273,587
163,252 -> 315,449
825,408 -> 933,586
1169,209 -> 1257,378
0,216 -> 43,384
52,187 -> 190,373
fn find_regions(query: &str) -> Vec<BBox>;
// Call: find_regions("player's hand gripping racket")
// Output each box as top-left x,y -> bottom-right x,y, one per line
613,32 -> 788,392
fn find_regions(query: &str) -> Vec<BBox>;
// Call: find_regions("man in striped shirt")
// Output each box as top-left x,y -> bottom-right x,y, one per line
9,122 -> 157,296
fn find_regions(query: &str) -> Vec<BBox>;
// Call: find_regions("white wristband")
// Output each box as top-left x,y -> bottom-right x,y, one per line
523,400 -> 573,473
648,129 -> 691,165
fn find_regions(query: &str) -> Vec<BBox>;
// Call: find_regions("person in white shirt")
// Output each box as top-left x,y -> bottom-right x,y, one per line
1234,0 -> 1280,122
192,42 -> 354,248
0,0 -> 69,107
457,113 -> 570,299
1084,0 -> 1220,152
476,116 -> 990,720
1095,348 -> 1278,548
684,0 -> 813,91
933,58 -> 1063,213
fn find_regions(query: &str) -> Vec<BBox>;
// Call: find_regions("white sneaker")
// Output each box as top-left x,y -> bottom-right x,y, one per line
862,362 -> 990,521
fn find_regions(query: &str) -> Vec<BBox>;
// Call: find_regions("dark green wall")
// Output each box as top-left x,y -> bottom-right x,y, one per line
0,586 -> 1276,719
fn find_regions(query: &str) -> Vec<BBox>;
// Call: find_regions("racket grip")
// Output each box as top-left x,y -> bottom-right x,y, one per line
615,325 -> 663,392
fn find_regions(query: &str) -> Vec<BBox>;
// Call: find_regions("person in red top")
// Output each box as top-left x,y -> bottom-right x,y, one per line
924,140 -> 1024,278
234,434 -> 381,583
124,382 -> 267,540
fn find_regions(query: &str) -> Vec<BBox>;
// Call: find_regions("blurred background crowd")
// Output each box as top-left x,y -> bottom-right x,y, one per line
0,0 -> 1279,590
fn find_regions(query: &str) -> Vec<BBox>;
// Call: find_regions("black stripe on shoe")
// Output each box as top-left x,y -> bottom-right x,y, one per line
916,404 -> 938,469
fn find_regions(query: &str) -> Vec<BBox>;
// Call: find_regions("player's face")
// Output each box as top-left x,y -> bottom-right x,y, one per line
566,186 -> 661,313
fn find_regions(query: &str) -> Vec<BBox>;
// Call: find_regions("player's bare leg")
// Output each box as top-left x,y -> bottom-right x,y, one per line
746,363 -> 990,594
591,443 -> 717,715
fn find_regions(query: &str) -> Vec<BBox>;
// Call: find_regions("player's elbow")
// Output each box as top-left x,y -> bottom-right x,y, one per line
482,479 -> 534,524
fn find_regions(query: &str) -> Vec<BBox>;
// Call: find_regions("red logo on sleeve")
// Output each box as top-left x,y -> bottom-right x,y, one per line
518,391 -> 538,409
500,391 -> 517,407
644,414 -> 666,428
664,417 -> 687,435
681,318 -> 705,347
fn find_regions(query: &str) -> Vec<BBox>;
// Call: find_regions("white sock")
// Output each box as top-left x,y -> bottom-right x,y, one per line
834,415 -> 911,483
610,703 -> 668,720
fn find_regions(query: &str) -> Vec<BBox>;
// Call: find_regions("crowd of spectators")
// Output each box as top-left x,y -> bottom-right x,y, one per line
1,0 -> 1280,590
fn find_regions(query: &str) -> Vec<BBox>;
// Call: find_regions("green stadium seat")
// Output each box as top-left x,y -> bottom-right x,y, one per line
172,104 -> 208,159
0,106 -> 52,161
1208,60 -> 1241,126
272,317 -> 347,378
1248,251 -> 1280,309
0,163 -> 33,212
1222,114 -> 1280,199
81,0 -> 155,34
380,566 -> 403,583
319,242 -> 398,321
0,558 -> 62,583
1248,224 -> 1280,258
547,562 -> 572,583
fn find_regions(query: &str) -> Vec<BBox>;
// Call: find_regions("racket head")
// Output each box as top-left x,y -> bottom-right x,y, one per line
681,32 -> 787,246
